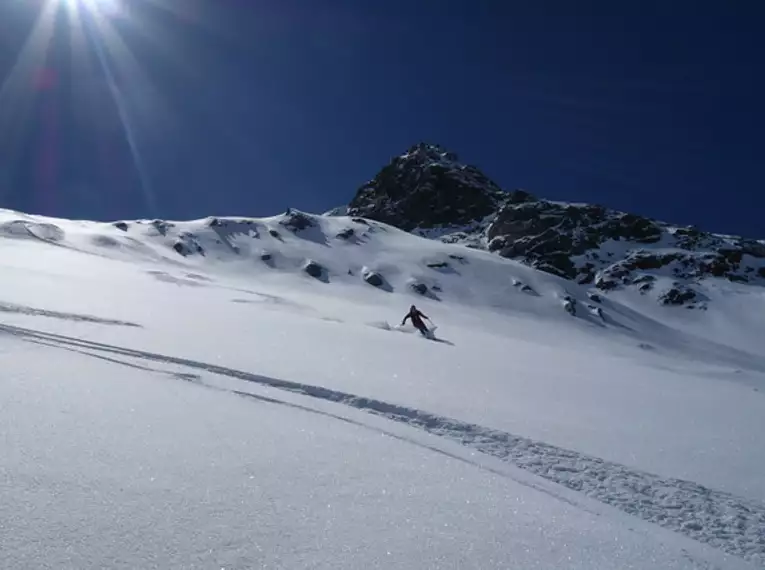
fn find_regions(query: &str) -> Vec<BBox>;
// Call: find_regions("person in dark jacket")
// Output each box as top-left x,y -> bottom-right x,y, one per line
402,305 -> 431,337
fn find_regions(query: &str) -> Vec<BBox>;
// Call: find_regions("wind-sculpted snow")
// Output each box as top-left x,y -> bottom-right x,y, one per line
3,322 -> 763,565
0,219 -> 65,242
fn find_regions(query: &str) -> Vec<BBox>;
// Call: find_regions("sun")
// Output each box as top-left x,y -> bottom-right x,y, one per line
1,0 -> 211,218
61,0 -> 92,7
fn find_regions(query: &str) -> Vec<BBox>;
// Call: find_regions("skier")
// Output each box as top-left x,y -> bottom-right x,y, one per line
402,305 -> 432,338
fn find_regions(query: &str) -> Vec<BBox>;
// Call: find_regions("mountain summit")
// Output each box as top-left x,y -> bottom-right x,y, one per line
347,143 -> 525,231
347,144 -> 765,307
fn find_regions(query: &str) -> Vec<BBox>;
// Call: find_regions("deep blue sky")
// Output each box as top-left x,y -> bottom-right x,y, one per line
0,0 -> 762,237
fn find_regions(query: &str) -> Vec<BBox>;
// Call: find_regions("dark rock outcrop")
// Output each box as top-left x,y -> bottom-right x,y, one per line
173,242 -> 189,256
150,220 -> 173,236
561,294 -> 577,316
172,232 -> 204,257
280,209 -> 315,232
362,270 -> 384,288
348,143 -> 524,231
173,240 -> 203,257
587,304 -> 604,319
511,279 -> 537,295
409,281 -> 429,296
303,260 -> 325,280
659,286 -> 697,306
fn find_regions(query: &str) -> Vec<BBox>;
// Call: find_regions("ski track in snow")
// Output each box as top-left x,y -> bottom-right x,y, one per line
2,322 -> 764,566
0,302 -> 142,328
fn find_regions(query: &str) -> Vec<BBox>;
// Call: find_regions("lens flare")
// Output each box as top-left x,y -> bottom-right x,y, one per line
1,0 -> 228,215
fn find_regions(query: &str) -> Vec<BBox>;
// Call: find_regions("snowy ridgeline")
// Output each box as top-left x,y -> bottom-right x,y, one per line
1,207 -> 764,569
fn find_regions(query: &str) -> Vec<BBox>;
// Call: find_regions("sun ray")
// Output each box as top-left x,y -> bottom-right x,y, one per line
0,0 -> 59,199
139,0 -> 230,39
124,1 -> 286,183
106,3 -> 275,178
2,0 -> 244,214
85,27 -> 157,214
64,0 -> 88,81
72,0 -> 172,216
114,10 -> 204,81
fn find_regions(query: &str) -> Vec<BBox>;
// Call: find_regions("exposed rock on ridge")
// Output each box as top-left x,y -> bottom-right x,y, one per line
346,143 -> 765,306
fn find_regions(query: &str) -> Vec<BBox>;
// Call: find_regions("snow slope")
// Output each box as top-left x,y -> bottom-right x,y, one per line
1,208 -> 764,568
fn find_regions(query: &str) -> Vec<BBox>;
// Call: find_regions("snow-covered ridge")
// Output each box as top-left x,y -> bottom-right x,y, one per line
0,207 -> 583,315
2,206 -> 764,353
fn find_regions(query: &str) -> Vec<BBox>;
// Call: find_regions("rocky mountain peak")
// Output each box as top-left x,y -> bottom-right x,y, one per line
344,143 -> 765,307
347,143 -> 526,232
401,142 -> 460,164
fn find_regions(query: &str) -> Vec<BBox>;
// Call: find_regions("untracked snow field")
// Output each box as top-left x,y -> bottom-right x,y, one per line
1,210 -> 764,569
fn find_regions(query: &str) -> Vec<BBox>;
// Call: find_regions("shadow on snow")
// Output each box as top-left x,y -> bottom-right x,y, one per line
0,322 -> 762,563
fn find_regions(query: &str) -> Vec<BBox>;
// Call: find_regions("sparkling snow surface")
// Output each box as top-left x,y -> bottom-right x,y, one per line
1,210 -> 763,569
